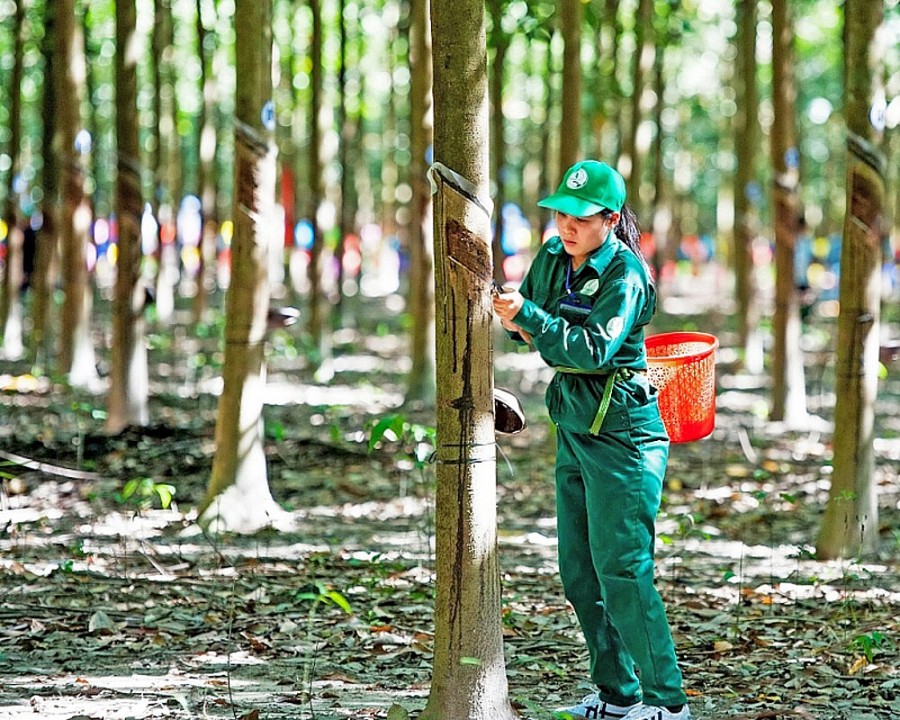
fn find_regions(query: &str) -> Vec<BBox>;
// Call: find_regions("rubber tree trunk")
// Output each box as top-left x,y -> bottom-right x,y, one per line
558,0 -> 582,176
420,2 -> 516,718
151,0 -> 177,324
32,0 -> 59,368
602,0 -> 623,160
306,0 -> 333,382
816,0 -> 885,560
623,0 -> 653,211
732,0 -> 763,373
193,0 -> 220,323
488,0 -> 509,285
107,0 -> 149,433
334,0 -> 351,326
769,0 -> 808,426
650,35 -> 670,289
1,0 -> 25,362
200,0 -> 283,534
537,34 -> 554,235
56,0 -> 97,388
405,0 -> 435,405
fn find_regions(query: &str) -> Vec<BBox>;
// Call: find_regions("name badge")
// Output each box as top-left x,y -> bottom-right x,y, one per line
559,297 -> 592,318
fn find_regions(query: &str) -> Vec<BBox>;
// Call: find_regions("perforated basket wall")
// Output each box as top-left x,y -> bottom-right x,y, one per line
645,332 -> 719,443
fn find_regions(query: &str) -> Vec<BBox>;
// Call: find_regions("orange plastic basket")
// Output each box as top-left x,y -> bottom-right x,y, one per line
645,332 -> 719,443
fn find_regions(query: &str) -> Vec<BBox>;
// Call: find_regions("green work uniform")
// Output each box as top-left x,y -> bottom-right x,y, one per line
509,234 -> 687,709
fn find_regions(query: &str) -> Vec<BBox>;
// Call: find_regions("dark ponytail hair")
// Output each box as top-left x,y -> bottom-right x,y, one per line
607,204 -> 654,287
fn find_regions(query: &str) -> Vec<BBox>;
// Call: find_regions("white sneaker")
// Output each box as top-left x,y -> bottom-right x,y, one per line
622,704 -> 691,720
554,692 -> 642,719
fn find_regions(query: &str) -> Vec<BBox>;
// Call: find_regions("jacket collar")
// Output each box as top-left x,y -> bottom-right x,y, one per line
546,233 -> 622,278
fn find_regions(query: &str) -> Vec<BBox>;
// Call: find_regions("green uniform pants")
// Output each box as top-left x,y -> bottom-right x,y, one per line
555,418 -> 687,708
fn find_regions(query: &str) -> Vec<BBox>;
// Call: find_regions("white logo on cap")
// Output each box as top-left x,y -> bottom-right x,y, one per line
566,168 -> 588,190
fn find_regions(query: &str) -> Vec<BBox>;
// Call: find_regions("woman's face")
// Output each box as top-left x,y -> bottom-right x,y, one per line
555,211 -> 618,268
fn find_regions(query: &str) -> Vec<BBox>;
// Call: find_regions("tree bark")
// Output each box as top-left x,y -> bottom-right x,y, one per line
1,0 -> 26,361
107,0 -> 149,433
558,0 -> 582,176
32,0 -> 59,367
488,0 -> 508,285
538,33 -> 555,235
420,2 -> 515,718
650,22 -> 670,289
732,0 -> 763,373
406,0 -> 435,405
201,0 -> 284,534
817,0 -> 884,559
56,0 -> 97,387
769,0 -> 807,426
193,0 -> 220,323
623,0 -> 653,211
152,0 -> 177,324
305,0 -> 333,381
335,0 -> 351,325
604,0 -> 622,160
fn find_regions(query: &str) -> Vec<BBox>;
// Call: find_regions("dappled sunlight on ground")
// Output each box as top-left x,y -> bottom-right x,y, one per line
2,287 -> 900,719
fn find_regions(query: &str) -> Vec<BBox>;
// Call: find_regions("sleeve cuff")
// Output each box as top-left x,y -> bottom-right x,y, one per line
513,299 -> 548,336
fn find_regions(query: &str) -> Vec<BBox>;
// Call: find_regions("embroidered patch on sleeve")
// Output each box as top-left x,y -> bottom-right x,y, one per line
605,316 -> 625,339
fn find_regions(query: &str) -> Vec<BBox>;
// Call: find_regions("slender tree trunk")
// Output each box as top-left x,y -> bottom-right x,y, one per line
152,0 -> 177,323
817,0 -> 884,560
107,0 -> 149,433
420,2 -> 515,718
193,0 -> 219,322
650,32 -> 670,288
606,0 -> 623,160
1,0 -> 26,361
32,0 -> 59,367
201,0 -> 284,533
592,0 -> 620,158
335,0 -> 350,324
306,0 -> 332,380
733,0 -> 763,373
56,0 -> 97,387
488,0 -> 508,283
405,0 -> 435,405
82,0 -> 114,217
769,0 -> 807,426
276,0 -> 298,302
623,0 -> 653,210
558,0 -> 581,175
538,33 -> 555,235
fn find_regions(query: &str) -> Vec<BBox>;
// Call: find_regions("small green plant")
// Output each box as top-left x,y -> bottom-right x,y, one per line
787,545 -> 817,561
851,631 -> 887,662
264,418 -> 286,442
368,413 -> 437,558
292,579 -> 355,708
70,400 -> 106,470
294,581 -> 353,614
116,477 -> 176,510
367,413 -> 436,468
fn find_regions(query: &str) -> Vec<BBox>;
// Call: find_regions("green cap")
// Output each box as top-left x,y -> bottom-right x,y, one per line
538,160 -> 626,217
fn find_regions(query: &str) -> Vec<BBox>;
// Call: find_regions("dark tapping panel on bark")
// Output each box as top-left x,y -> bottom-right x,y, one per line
446,219 -> 491,283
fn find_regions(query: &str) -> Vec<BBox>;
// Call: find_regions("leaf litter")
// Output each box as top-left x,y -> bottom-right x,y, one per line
1,344 -> 899,720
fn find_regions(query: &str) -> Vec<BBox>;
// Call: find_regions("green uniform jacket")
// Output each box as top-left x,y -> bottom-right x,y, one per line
511,234 -> 662,435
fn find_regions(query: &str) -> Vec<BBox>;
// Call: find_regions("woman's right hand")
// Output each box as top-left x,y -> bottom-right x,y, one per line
491,289 -> 524,324
492,290 -> 532,343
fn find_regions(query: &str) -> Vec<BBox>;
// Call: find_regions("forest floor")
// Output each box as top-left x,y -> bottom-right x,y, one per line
1,273 -> 900,720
